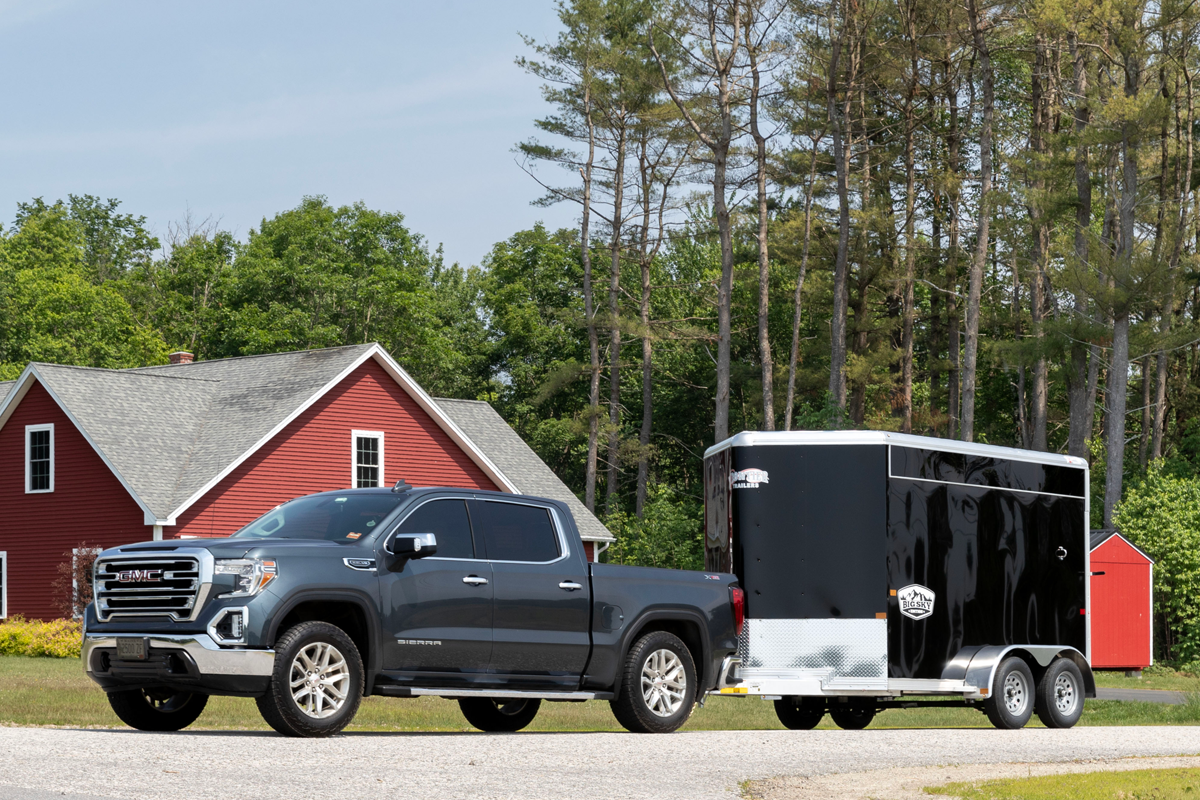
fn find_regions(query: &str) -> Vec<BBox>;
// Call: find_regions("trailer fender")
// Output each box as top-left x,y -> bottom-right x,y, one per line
956,645 -> 1095,700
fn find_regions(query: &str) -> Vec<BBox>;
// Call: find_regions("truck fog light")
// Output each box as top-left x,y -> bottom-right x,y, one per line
208,607 -> 249,645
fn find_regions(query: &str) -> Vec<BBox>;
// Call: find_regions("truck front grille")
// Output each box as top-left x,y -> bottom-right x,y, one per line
94,556 -> 202,620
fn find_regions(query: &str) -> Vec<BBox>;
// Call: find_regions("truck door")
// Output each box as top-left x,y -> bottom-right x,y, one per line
376,498 -> 493,679
470,499 -> 591,688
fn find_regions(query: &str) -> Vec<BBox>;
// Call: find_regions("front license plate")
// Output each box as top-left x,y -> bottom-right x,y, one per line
116,638 -> 147,661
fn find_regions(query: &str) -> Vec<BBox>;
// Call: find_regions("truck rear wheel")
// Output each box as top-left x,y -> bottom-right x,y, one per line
828,700 -> 875,730
983,656 -> 1035,729
1034,658 -> 1085,729
459,698 -> 542,732
774,696 -> 825,730
255,621 -> 364,738
610,630 -> 697,733
107,688 -> 208,731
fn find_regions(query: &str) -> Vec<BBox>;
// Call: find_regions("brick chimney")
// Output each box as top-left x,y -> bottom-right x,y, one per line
168,351 -> 195,365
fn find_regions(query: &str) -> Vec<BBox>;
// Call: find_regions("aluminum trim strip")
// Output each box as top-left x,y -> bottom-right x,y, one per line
409,688 -> 599,700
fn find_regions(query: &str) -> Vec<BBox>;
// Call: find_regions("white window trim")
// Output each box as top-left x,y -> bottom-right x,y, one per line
351,430 -> 385,488
25,423 -> 54,494
0,551 -> 6,619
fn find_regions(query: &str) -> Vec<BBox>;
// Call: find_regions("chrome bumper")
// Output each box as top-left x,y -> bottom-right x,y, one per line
83,633 -> 275,677
716,655 -> 742,689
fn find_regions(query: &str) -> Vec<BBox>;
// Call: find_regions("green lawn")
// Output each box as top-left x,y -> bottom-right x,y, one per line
1093,668 -> 1200,693
927,768 -> 1200,799
3,656 -> 1197,732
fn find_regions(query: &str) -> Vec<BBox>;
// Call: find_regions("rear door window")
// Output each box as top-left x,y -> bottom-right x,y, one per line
473,501 -> 561,563
396,499 -> 476,559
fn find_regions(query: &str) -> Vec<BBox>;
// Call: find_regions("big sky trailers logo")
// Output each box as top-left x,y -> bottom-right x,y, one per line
897,584 -> 936,620
731,468 -> 770,489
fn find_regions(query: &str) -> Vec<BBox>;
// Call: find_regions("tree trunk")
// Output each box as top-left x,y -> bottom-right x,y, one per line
946,43 -> 962,439
827,8 -> 853,416
1067,33 -> 1092,459
606,123 -> 627,517
962,0 -> 993,443
784,144 -> 820,431
582,86 -> 601,513
899,3 -> 917,434
748,37 -> 774,430
1029,34 -> 1049,451
636,142 -> 654,520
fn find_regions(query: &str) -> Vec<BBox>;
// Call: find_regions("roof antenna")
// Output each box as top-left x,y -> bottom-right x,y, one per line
391,478 -> 413,493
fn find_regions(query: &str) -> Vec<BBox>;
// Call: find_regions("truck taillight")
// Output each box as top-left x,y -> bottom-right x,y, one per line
730,586 -> 745,637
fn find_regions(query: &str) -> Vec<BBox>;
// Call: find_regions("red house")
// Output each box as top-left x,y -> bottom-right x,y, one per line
1089,529 -> 1155,672
0,344 -> 613,619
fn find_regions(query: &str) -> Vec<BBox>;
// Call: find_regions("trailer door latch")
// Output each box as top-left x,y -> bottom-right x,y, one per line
1056,546 -> 1068,561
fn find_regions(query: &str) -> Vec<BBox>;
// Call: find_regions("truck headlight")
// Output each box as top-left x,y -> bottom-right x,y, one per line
214,558 -> 277,598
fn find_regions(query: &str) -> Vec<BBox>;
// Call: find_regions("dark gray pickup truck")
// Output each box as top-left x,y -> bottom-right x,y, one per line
82,485 -> 742,737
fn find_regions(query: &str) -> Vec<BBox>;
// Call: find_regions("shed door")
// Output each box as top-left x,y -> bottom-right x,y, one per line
1091,538 -> 1152,669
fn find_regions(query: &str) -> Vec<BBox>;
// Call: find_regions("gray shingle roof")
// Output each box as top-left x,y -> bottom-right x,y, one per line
434,398 -> 614,543
4,346 -> 612,542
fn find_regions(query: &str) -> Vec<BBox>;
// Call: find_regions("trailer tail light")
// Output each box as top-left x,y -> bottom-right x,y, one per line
730,586 -> 745,637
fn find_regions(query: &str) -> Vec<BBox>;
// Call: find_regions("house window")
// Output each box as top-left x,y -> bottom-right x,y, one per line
0,551 -> 6,619
26,424 -> 54,493
352,431 -> 384,488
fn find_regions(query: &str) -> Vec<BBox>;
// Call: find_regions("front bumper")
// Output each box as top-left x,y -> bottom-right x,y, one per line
83,633 -> 275,697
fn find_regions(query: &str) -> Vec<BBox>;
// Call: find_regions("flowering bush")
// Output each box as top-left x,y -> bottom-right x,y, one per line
0,615 -> 83,658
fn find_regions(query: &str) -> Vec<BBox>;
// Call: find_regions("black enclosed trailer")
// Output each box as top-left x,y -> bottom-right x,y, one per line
705,431 -> 1095,730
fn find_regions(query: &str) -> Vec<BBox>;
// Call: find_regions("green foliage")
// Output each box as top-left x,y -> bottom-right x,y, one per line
605,487 -> 704,570
1114,465 -> 1200,664
0,617 -> 83,658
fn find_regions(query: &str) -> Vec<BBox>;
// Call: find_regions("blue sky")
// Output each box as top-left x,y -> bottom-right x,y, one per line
0,0 -> 576,267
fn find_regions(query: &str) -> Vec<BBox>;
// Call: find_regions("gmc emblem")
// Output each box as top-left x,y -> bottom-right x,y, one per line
117,569 -> 163,583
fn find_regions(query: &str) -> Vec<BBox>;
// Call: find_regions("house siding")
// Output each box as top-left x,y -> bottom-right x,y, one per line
171,360 -> 500,538
1090,536 -> 1153,670
0,382 -> 147,619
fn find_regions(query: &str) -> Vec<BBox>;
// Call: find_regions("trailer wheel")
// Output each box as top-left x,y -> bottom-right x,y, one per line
983,656 -> 1035,729
1034,658 -> 1085,729
459,698 -> 542,732
774,696 -> 825,730
828,700 -> 876,730
609,630 -> 697,733
107,689 -> 208,731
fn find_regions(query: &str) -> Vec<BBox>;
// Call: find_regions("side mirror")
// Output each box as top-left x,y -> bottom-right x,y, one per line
389,532 -> 438,559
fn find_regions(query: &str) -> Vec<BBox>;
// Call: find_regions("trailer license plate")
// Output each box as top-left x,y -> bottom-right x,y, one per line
116,638 -> 147,661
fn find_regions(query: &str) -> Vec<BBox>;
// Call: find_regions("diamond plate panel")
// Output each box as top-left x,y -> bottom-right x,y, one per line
739,618 -> 887,679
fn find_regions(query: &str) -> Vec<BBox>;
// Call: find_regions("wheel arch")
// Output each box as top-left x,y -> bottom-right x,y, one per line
960,645 -> 1095,701
611,608 -> 712,701
266,590 -> 381,695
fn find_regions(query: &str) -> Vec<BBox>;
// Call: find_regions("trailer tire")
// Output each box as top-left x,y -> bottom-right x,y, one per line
828,700 -> 875,730
609,630 -> 697,733
255,621 -> 364,738
983,656 -> 1035,729
459,698 -> 542,732
107,689 -> 208,731
774,696 -> 825,730
1034,658 -> 1085,729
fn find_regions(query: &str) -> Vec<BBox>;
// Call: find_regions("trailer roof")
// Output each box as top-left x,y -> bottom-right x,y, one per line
705,430 -> 1088,470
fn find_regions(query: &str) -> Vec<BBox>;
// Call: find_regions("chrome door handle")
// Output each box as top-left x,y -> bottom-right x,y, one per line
559,581 -> 583,591
463,576 -> 489,586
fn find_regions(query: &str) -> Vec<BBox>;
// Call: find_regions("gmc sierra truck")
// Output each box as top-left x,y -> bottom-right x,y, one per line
82,484 -> 742,737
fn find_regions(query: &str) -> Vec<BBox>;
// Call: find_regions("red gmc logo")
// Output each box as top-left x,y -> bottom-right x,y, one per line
117,570 -> 163,583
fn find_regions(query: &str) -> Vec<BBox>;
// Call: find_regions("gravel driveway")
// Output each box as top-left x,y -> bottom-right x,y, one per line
1,726 -> 1199,800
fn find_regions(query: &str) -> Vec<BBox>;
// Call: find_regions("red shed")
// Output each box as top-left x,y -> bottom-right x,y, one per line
1089,529 -> 1154,671
0,344 -> 613,619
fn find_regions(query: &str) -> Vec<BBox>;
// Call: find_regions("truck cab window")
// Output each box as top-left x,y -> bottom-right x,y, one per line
397,499 -> 475,559
473,501 -> 560,563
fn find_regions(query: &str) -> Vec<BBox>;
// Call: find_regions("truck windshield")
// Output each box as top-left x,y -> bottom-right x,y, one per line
231,494 -> 405,542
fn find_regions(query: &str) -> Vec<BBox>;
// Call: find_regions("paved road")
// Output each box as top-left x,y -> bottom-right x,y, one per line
1096,687 -> 1189,704
1,726 -> 1199,800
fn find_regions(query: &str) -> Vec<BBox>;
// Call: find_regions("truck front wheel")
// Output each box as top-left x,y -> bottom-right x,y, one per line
610,630 -> 697,733
107,688 -> 208,731
983,656 -> 1035,729
256,621 -> 364,738
459,698 -> 542,732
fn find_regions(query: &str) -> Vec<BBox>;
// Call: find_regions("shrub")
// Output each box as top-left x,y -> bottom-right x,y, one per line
0,615 -> 83,658
605,487 -> 704,571
1114,465 -> 1200,664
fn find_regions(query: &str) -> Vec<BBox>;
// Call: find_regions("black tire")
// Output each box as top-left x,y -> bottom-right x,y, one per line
983,656 -> 1036,729
828,700 -> 876,730
107,688 -> 208,732
774,696 -> 825,730
255,621 -> 364,738
1035,658 -> 1085,729
459,698 -> 542,732
609,630 -> 698,733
